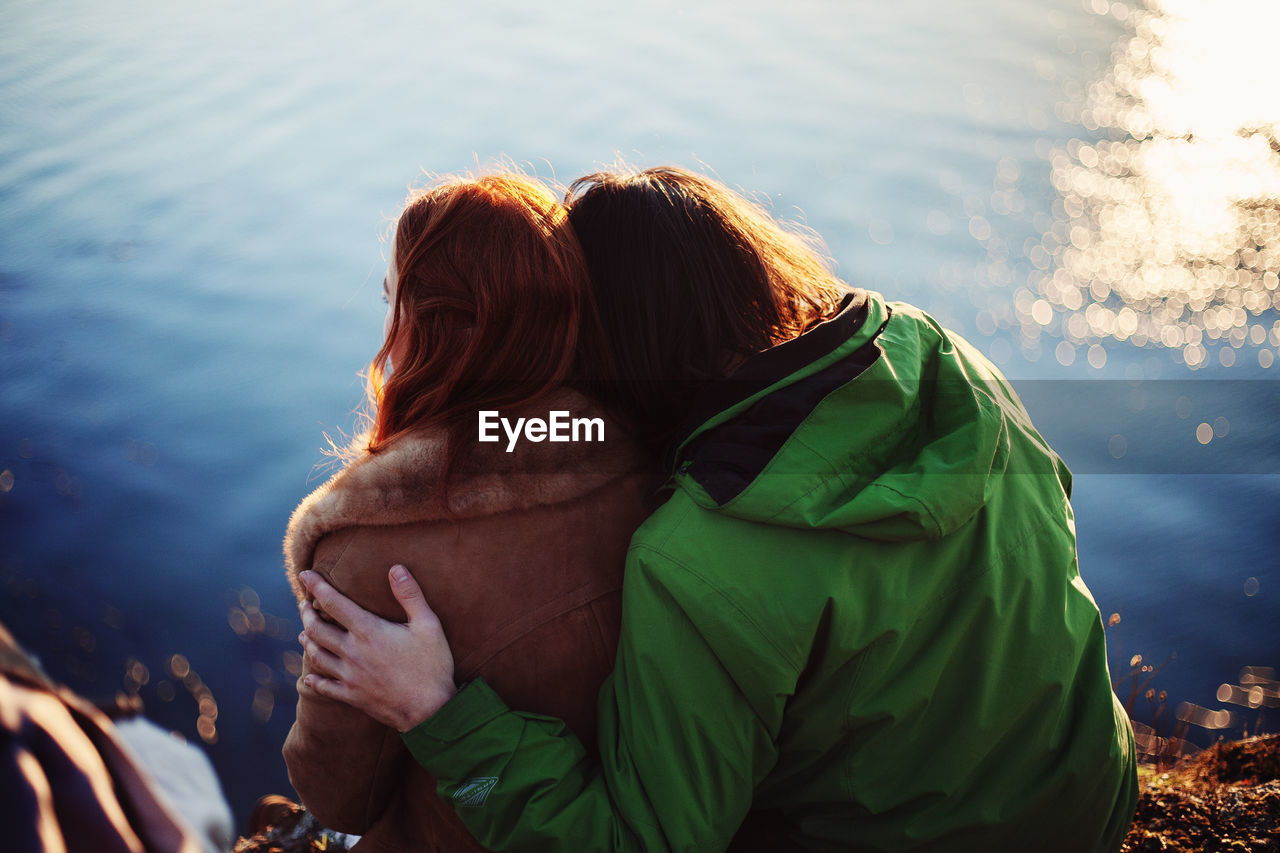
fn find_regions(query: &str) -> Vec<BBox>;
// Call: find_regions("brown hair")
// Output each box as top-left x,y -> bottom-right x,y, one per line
360,171 -> 612,479
565,165 -> 849,449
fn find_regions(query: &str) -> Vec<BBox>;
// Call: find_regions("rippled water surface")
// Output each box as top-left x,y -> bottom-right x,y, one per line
2,0 -> 1277,824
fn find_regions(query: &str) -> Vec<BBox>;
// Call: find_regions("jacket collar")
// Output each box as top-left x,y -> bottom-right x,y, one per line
664,290 -> 875,474
284,388 -> 644,588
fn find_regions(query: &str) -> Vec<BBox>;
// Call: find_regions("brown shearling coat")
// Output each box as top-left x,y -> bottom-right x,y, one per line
282,391 -> 650,852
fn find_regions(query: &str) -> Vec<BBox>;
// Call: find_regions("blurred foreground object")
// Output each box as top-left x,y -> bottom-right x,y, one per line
113,717 -> 235,852
0,620 -> 223,853
232,795 -> 357,853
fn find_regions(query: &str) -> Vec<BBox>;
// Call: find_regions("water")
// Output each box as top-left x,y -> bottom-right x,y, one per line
2,0 -> 1277,826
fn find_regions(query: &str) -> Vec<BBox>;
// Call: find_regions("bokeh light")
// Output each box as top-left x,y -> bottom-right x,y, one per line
1021,0 -> 1280,369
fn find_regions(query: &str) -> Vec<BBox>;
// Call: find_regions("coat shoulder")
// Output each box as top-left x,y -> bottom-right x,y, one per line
283,389 -> 645,592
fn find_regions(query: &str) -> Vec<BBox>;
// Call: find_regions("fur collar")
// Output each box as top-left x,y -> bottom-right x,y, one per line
283,389 -> 641,588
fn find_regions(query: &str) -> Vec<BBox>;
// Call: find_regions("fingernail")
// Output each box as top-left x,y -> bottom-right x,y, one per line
298,632 -> 306,645
303,675 -> 315,688
391,565 -> 409,583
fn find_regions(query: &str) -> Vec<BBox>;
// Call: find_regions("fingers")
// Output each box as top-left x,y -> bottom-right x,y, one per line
298,600 -> 347,678
299,599 -> 348,654
299,570 -> 368,633
299,631 -> 344,679
388,565 -> 435,625
304,672 -> 355,705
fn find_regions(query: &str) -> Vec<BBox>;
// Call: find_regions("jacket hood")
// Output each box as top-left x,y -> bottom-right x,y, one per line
672,293 -> 1062,541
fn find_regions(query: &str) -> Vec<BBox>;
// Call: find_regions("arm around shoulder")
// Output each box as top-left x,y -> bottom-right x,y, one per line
401,545 -> 788,852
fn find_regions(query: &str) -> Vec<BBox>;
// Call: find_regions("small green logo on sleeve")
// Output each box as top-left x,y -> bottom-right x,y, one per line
452,776 -> 499,807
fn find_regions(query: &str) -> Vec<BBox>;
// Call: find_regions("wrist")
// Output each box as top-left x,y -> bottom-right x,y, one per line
396,680 -> 459,733
400,679 -> 510,769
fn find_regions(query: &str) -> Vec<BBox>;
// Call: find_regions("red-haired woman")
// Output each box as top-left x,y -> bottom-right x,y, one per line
281,173 -> 649,852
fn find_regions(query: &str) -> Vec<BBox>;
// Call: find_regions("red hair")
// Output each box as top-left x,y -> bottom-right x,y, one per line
361,172 -> 611,479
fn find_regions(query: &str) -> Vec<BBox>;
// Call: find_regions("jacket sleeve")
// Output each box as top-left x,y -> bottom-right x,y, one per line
401,545 -> 792,852
283,528 -> 410,834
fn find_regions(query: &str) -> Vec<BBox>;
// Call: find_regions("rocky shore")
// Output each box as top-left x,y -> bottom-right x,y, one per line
230,734 -> 1280,851
1121,733 -> 1280,851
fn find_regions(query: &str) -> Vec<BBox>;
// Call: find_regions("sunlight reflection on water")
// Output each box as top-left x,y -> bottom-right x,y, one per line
1026,0 -> 1280,369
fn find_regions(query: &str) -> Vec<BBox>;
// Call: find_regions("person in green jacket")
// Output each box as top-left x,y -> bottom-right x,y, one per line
296,166 -> 1138,851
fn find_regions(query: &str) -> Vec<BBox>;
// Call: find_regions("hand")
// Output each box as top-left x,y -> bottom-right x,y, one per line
297,566 -> 458,732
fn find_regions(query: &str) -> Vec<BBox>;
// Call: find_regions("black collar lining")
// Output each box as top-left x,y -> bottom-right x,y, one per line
666,291 -> 870,464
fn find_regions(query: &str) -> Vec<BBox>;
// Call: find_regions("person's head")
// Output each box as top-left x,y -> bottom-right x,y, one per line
363,171 -> 610,460
565,165 -> 850,449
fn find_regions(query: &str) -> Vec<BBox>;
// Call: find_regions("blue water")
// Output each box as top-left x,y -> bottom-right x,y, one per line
2,0 -> 1277,827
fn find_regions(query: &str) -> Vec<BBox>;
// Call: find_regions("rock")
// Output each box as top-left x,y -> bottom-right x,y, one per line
1122,734 -> 1280,852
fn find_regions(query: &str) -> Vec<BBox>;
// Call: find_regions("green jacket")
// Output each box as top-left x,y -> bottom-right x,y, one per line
404,292 -> 1138,851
